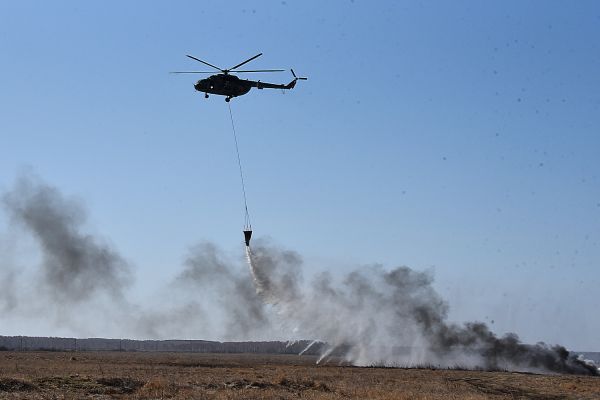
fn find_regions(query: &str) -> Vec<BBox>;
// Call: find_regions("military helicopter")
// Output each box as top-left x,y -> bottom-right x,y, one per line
171,53 -> 306,102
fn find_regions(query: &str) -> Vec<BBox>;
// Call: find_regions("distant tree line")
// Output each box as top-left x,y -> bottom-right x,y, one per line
0,335 -> 324,355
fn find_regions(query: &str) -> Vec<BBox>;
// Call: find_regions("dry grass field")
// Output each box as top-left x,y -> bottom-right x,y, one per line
0,351 -> 599,399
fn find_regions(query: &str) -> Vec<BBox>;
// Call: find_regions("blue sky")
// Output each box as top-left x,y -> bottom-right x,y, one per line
1,1 -> 599,349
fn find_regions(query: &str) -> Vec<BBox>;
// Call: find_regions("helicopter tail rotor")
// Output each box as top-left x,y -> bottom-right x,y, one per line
285,69 -> 307,89
291,69 -> 307,81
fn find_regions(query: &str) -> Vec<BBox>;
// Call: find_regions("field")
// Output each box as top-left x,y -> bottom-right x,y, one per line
0,351 -> 599,399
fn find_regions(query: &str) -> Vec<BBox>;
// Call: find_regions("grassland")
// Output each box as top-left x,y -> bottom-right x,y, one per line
0,351 -> 599,399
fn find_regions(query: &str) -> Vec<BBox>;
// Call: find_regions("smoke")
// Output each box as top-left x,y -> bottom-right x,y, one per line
0,228 -> 23,312
0,174 -> 596,375
176,242 -> 269,339
245,242 -> 302,305
246,242 -> 599,376
0,269 -> 18,312
132,302 -> 206,339
2,175 -> 131,303
0,175 -> 211,338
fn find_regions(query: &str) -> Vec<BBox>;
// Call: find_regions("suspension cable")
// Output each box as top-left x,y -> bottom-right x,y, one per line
228,102 -> 251,229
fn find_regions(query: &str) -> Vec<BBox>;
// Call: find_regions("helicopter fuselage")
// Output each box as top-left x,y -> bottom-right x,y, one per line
195,74 -> 252,97
194,73 -> 296,101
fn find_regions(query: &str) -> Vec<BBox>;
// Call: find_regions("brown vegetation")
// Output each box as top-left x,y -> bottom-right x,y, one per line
0,351 -> 598,399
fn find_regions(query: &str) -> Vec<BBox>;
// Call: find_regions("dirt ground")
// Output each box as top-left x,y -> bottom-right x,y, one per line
0,351 -> 598,399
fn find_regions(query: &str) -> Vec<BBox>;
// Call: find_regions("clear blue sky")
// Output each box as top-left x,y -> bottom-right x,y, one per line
1,1 -> 599,349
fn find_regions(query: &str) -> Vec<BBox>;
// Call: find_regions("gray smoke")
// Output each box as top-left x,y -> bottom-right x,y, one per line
0,175 -> 596,375
0,230 -> 23,312
245,241 -> 302,304
246,242 -> 599,376
132,302 -> 206,339
176,242 -> 269,339
0,175 -> 209,338
2,175 -> 131,303
0,269 -> 18,312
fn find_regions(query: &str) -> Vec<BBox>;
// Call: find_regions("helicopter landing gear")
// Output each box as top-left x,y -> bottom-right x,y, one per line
225,96 -> 231,102
204,93 -> 209,99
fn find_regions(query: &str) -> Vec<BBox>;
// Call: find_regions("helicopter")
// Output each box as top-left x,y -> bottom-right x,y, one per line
171,53 -> 306,102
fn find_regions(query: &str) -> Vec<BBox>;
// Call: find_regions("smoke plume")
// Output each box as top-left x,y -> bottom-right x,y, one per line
2,175 -> 131,303
246,241 -> 599,375
176,242 -> 269,339
0,269 -> 18,312
0,174 -> 597,376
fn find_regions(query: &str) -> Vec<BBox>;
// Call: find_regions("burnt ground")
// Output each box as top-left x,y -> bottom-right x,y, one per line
0,351 -> 598,399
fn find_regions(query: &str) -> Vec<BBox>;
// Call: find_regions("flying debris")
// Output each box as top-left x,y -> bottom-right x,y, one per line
171,53 -> 307,102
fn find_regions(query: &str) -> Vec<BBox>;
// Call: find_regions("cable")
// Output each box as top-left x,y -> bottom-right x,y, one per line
228,102 -> 251,229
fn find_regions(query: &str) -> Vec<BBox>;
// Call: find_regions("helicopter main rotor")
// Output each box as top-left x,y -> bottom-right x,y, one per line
171,53 -> 285,75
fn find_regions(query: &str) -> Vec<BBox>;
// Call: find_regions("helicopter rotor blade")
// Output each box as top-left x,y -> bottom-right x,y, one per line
230,69 -> 285,73
291,69 -> 308,80
170,71 -> 216,74
186,55 -> 222,71
229,53 -> 263,71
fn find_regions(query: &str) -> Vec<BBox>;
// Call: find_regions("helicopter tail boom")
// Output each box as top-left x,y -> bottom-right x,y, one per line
253,69 -> 306,90
249,79 -> 297,90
